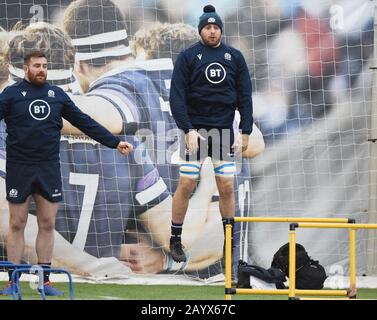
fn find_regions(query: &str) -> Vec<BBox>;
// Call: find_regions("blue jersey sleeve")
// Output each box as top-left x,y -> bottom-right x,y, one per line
89,73 -> 161,136
169,52 -> 194,133
235,52 -> 253,135
60,90 -> 121,148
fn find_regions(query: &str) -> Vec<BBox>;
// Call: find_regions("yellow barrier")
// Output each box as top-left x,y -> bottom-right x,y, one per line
287,222 -> 377,300
235,288 -> 348,296
288,229 -> 296,299
225,224 -> 232,301
224,217 -> 354,300
234,217 -> 350,223
296,223 -> 377,229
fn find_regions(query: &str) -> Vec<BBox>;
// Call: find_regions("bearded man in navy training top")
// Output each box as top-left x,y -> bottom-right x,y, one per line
169,5 -> 253,262
0,51 -> 133,296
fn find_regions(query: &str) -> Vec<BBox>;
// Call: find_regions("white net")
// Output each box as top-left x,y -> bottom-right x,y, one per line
0,0 -> 376,282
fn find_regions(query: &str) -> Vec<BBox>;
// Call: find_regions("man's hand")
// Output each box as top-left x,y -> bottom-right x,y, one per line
232,133 -> 249,153
117,141 -> 133,155
185,130 -> 205,154
240,134 -> 249,152
120,231 -> 165,274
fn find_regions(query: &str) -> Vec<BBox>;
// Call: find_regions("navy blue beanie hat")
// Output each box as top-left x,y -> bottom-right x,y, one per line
198,5 -> 223,34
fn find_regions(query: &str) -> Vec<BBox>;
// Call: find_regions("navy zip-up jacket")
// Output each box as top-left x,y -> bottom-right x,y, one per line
0,79 -> 120,164
169,41 -> 253,134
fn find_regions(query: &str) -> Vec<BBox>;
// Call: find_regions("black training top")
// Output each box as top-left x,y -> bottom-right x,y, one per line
0,79 -> 120,164
169,41 -> 253,134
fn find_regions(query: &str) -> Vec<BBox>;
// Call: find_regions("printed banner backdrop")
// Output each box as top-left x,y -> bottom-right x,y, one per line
0,0 -> 375,280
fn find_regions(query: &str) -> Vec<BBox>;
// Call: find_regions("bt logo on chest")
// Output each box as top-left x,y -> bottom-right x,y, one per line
205,62 -> 226,84
29,99 -> 51,120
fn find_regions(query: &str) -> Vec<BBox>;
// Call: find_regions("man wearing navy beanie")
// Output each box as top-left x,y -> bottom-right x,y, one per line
168,4 -> 253,264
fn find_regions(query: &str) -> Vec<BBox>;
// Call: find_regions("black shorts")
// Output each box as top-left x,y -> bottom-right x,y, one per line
6,162 -> 62,203
179,128 -> 235,162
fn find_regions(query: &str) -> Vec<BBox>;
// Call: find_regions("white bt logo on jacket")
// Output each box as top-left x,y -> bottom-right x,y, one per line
205,62 -> 226,84
29,99 -> 51,120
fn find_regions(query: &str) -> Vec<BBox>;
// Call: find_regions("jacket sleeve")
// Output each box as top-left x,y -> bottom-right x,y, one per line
0,86 -> 12,121
236,52 -> 253,135
169,52 -> 194,133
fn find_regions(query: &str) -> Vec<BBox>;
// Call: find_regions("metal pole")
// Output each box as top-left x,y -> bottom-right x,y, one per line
288,224 -> 297,299
234,217 -> 350,223
225,224 -> 232,300
367,0 -> 377,275
297,222 -> 377,229
349,229 -> 357,297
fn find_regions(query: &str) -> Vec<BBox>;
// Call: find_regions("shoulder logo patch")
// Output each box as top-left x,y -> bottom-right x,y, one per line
21,91 -> 27,97
48,90 -> 55,98
197,53 -> 202,60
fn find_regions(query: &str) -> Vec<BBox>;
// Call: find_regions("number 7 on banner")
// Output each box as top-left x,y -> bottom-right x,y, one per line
69,172 -> 99,250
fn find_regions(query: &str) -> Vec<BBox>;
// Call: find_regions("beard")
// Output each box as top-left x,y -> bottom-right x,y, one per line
28,70 -> 47,86
201,35 -> 221,47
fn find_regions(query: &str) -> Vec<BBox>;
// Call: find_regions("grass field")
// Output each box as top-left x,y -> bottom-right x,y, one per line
1,282 -> 377,300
